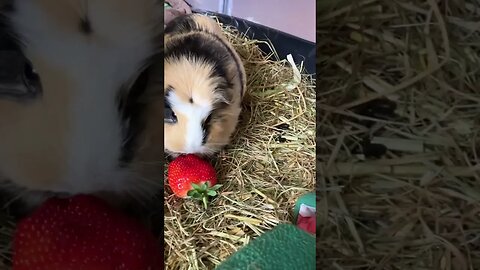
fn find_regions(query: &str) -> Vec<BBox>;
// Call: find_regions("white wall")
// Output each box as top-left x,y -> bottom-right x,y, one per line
188,0 -> 315,42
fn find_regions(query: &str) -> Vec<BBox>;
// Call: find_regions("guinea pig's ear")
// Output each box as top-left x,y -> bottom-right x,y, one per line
0,50 -> 42,101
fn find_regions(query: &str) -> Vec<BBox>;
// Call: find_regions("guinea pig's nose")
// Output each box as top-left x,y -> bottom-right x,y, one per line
164,105 -> 177,124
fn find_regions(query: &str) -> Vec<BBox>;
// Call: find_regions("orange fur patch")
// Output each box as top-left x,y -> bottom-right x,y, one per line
165,57 -> 221,105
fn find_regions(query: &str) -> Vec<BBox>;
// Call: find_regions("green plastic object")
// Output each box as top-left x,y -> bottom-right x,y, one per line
216,224 -> 315,270
293,192 -> 316,223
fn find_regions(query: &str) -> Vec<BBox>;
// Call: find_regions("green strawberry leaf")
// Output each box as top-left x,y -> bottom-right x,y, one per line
187,190 -> 200,198
191,183 -> 201,190
185,181 -> 223,210
210,184 -> 222,190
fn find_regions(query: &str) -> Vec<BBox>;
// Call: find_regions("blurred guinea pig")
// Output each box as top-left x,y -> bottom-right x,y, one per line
0,0 -> 163,208
163,13 -> 247,157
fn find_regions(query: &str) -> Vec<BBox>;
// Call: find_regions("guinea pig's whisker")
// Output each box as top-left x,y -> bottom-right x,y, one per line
2,189 -> 27,209
164,152 -> 176,160
121,137 -> 132,147
131,173 -> 163,188
132,162 -> 163,167
0,180 -> 26,201
125,189 -> 148,207
126,179 -> 159,203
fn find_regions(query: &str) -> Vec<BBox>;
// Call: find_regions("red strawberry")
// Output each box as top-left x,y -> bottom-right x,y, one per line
167,154 -> 221,209
12,194 -> 162,270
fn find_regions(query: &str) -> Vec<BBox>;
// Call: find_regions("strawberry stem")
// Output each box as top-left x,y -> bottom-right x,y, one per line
202,196 -> 208,210
187,182 -> 222,210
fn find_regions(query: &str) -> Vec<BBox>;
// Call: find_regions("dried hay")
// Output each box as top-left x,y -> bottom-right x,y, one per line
163,19 -> 316,269
317,0 -> 480,269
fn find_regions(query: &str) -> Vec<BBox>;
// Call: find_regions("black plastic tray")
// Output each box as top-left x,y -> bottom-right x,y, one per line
193,10 -> 316,75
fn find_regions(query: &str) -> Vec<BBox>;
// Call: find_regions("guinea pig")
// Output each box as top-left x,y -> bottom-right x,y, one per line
0,0 -> 163,209
163,13 -> 247,157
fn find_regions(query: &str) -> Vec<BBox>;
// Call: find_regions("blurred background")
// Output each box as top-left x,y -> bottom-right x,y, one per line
187,0 -> 316,42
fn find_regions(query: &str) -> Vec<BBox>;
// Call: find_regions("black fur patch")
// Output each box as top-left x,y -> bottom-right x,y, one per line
201,113 -> 212,145
117,63 -> 152,166
201,99 -> 230,145
166,33 -> 231,86
117,33 -> 163,166
164,14 -> 198,35
1,0 -> 15,13
206,34 -> 245,97
0,4 -> 21,51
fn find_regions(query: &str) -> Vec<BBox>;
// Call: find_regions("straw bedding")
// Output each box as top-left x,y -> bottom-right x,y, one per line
317,0 -> 480,269
163,20 -> 316,269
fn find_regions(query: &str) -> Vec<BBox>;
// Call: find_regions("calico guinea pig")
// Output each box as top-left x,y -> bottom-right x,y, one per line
164,13 -> 247,157
0,0 -> 164,208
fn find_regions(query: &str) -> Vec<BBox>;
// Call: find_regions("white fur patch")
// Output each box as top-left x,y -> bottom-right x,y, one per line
5,1 -> 158,194
168,91 -> 211,154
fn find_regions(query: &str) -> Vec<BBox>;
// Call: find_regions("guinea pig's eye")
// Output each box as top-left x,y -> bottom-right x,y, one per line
201,113 -> 213,144
202,113 -> 213,129
0,51 -> 42,100
164,103 -> 177,124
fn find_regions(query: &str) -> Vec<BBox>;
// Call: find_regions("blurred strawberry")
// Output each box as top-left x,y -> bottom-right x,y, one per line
12,194 -> 162,270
